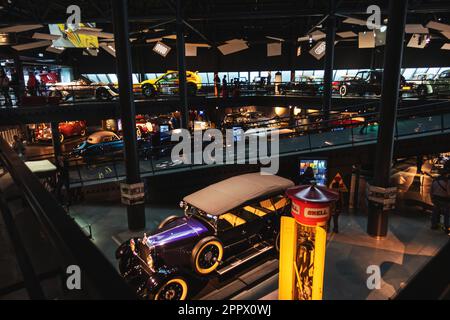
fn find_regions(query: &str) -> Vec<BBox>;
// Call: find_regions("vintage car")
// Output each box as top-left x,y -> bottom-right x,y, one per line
116,173 -> 294,300
139,70 -> 202,97
279,75 -> 323,95
70,130 -> 123,162
35,121 -> 87,143
222,111 -> 277,130
413,69 -> 450,97
338,70 -> 409,97
47,76 -> 118,101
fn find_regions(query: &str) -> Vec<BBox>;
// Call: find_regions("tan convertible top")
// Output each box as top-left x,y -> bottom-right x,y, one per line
183,173 -> 294,216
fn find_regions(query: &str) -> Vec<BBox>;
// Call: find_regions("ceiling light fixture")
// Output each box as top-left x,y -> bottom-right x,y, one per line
153,41 -> 171,57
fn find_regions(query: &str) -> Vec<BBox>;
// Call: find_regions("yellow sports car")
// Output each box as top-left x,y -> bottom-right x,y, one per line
139,70 -> 202,97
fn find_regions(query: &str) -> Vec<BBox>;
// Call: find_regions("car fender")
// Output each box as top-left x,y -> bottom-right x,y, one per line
145,266 -> 183,296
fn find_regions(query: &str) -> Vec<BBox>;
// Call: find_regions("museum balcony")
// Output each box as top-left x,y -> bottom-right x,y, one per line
1,0 -> 450,303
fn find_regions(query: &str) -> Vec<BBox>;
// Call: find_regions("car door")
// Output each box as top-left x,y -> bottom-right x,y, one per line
216,211 -> 251,253
370,72 -> 382,95
157,72 -> 178,94
436,71 -> 450,95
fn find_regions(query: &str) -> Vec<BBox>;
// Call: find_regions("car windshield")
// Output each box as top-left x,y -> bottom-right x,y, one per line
355,72 -> 369,80
184,205 -> 217,229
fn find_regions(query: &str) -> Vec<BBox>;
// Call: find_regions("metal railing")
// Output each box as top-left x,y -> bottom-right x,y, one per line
2,78 -> 449,107
0,137 -> 136,299
64,100 -> 450,187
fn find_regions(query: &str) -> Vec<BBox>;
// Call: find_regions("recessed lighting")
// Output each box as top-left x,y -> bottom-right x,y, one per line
38,53 -> 44,57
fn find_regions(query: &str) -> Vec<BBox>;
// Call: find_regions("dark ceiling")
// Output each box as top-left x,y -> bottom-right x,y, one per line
0,0 -> 449,66
1,0 -> 450,45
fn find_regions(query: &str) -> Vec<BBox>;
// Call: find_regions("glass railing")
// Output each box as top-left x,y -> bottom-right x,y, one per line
2,78 -> 449,108
65,102 -> 450,187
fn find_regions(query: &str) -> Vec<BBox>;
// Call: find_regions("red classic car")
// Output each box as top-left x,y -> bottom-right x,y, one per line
35,121 -> 87,143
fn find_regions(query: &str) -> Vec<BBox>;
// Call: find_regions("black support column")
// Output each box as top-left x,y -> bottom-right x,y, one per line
50,122 -> 62,165
322,0 -> 336,120
111,0 -> 145,231
367,0 -> 408,237
176,0 -> 189,129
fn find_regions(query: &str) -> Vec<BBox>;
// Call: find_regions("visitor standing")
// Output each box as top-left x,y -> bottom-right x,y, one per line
0,68 -> 12,106
222,75 -> 228,98
214,73 -> 220,97
430,161 -> 450,235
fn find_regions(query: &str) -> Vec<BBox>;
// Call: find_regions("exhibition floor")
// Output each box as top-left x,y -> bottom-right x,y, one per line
69,199 -> 449,300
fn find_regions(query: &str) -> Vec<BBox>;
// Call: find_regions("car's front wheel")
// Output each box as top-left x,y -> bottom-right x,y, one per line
417,85 -> 428,98
192,237 -> 223,275
96,87 -> 112,101
142,84 -> 156,98
154,278 -> 188,300
339,85 -> 347,96
187,83 -> 197,96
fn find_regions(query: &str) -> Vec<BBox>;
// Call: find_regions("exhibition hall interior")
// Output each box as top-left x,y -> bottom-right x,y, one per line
1,0 -> 450,302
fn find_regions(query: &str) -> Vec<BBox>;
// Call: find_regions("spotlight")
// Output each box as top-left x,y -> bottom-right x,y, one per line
380,25 -> 387,32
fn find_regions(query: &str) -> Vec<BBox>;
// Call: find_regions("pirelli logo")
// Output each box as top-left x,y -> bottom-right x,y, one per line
304,207 -> 329,219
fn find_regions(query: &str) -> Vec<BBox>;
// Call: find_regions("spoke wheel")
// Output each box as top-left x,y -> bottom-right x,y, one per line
155,278 -> 188,300
194,239 -> 223,275
142,85 -> 155,98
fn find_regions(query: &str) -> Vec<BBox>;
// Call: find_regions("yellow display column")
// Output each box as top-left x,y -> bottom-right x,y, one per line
279,184 -> 338,300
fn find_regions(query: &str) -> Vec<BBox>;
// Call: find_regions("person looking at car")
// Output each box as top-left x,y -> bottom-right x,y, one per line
214,73 -> 220,97
297,166 -> 315,185
430,161 -> 450,235
0,68 -> 12,107
222,75 -> 228,98
232,78 -> 241,97
9,68 -> 21,106
267,71 -> 272,86
27,71 -> 38,96
328,179 -> 343,233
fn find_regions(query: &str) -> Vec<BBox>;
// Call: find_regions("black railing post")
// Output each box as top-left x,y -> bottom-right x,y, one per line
51,122 -> 63,167
111,0 -> 146,231
367,0 -> 408,238
176,0 -> 189,129
323,0 -> 336,121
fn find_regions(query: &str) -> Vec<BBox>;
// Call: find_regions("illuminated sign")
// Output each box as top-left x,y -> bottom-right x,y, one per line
153,41 -> 171,57
309,41 -> 326,60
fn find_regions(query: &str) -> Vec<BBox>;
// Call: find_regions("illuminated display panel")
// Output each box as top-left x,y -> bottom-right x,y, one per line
299,158 -> 328,186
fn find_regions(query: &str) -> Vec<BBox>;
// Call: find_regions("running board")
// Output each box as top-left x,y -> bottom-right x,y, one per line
216,242 -> 274,275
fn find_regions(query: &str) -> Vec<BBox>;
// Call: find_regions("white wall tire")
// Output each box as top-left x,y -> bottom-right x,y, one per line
154,278 -> 188,300
192,237 -> 223,275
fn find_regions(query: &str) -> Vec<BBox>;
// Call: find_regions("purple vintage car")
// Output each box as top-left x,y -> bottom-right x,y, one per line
116,173 -> 294,300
